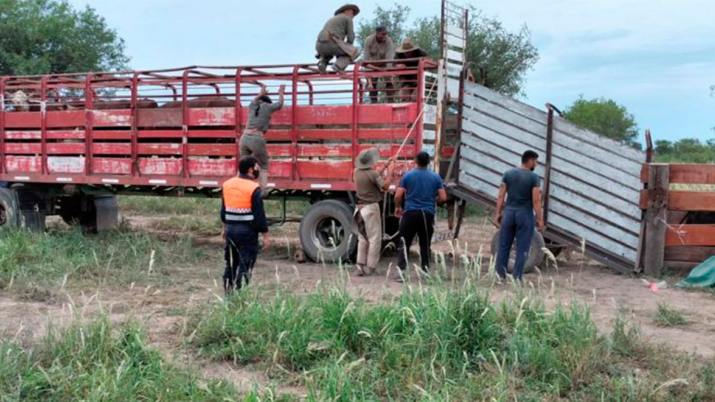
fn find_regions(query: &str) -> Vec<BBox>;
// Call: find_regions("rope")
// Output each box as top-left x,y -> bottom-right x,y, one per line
392,78 -> 439,159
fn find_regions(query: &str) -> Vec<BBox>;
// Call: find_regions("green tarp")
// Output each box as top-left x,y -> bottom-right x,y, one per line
676,256 -> 715,288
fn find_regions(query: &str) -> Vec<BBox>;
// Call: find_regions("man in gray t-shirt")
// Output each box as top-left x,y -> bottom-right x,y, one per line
494,150 -> 545,281
240,85 -> 285,194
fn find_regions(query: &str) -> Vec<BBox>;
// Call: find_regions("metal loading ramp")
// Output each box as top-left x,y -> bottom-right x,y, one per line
450,81 -> 645,272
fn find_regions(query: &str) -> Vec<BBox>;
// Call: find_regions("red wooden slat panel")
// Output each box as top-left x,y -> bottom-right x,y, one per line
137,143 -> 182,155
668,191 -> 715,212
265,144 -> 292,157
666,224 -> 715,247
139,158 -> 182,175
297,160 -> 353,180
187,144 -> 236,156
93,143 -> 131,155
138,130 -> 183,138
4,112 -> 41,128
290,128 -> 410,141
359,104 -> 418,124
669,164 -> 715,184
47,111 -> 84,127
188,107 -> 235,126
665,246 -> 715,262
47,143 -> 85,154
265,130 -> 292,141
92,131 -> 131,140
5,143 -> 41,154
5,156 -> 41,172
137,109 -> 181,127
296,106 -> 351,125
4,131 -> 40,140
93,110 -> 132,127
4,130 -> 84,140
188,157 -> 236,176
92,157 -> 131,175
188,130 -> 236,139
48,156 -> 84,173
269,160 -> 293,179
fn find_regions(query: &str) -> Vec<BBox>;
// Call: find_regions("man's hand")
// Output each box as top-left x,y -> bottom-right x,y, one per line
537,218 -> 546,232
221,225 -> 226,240
278,84 -> 286,95
394,207 -> 404,218
262,233 -> 271,250
493,211 -> 502,228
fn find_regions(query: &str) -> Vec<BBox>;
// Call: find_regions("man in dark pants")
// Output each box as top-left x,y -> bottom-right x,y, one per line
494,150 -> 545,282
221,156 -> 270,294
393,151 -> 447,282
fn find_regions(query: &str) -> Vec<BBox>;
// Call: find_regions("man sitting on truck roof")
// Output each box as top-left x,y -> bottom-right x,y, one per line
494,150 -> 545,283
239,85 -> 285,195
315,4 -> 361,74
353,148 -> 395,276
221,156 -> 269,294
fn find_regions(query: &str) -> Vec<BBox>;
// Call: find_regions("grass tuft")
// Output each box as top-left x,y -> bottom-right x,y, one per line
654,302 -> 688,327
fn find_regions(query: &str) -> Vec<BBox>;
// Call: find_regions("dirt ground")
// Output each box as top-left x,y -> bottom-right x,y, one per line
1,213 -> 714,395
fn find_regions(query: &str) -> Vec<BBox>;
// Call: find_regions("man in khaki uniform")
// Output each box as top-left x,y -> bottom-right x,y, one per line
315,4 -> 360,73
363,26 -> 395,103
353,148 -> 394,276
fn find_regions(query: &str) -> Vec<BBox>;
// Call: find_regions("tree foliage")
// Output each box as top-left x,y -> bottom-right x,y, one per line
0,0 -> 128,75
563,97 -> 640,148
357,3 -> 539,96
655,138 -> 715,163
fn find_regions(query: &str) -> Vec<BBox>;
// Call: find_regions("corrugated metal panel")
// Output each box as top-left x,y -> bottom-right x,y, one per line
459,82 -> 644,265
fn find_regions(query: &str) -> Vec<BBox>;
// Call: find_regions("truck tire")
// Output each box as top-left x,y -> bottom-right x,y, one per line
0,188 -> 20,228
490,229 -> 545,274
57,194 -> 119,232
299,200 -> 357,263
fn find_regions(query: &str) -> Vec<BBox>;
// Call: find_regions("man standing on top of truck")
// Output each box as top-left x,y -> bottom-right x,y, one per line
240,85 -> 285,194
316,4 -> 360,74
221,156 -> 269,294
363,26 -> 395,103
394,38 -> 428,102
494,150 -> 545,283
393,151 -> 447,282
353,148 -> 395,276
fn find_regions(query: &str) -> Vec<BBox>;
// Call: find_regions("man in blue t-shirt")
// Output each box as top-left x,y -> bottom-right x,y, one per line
393,151 -> 447,281
494,150 -> 545,282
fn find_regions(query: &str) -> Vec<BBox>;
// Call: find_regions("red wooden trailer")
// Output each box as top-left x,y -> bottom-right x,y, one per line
0,61 -> 438,261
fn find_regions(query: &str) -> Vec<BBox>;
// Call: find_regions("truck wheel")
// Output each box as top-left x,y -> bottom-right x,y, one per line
57,194 -> 119,232
299,200 -> 357,263
0,188 -> 20,228
490,229 -> 545,274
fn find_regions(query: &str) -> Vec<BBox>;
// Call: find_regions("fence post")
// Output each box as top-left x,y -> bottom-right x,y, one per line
644,163 -> 669,276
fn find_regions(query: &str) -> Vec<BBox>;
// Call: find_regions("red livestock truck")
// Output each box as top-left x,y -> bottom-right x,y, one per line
0,60 -> 440,262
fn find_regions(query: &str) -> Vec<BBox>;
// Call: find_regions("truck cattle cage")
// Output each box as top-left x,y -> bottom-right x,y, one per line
0,60 -> 438,261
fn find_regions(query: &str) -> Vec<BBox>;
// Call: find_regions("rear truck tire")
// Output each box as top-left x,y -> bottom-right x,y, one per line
490,229 -> 545,274
14,189 -> 47,232
299,200 -> 357,263
57,194 -> 119,233
0,187 -> 20,228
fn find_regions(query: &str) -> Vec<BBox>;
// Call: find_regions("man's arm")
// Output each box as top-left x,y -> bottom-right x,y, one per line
251,188 -> 270,249
394,187 -> 406,217
346,17 -> 355,44
494,183 -> 507,227
378,158 -> 395,191
437,188 -> 448,206
270,85 -> 286,111
532,186 -> 545,231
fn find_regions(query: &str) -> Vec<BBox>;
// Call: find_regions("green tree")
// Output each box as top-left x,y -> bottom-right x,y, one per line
0,0 -> 128,75
655,138 -> 715,163
563,97 -> 640,148
356,4 -> 539,96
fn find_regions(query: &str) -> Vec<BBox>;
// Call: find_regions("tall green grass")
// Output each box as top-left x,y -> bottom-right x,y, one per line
0,317 -> 239,401
188,283 -> 715,401
0,227 -> 208,291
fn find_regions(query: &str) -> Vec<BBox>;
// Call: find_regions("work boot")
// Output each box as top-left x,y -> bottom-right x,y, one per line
318,59 -> 328,74
334,56 -> 351,72
355,265 -> 367,277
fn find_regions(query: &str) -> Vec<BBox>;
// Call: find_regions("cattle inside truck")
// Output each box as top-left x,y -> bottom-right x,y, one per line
0,61 -> 439,262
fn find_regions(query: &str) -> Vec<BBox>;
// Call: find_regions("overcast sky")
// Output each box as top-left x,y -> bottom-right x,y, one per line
69,0 -> 715,143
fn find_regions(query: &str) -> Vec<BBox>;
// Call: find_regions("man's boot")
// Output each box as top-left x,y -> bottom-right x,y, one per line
334,56 -> 351,72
